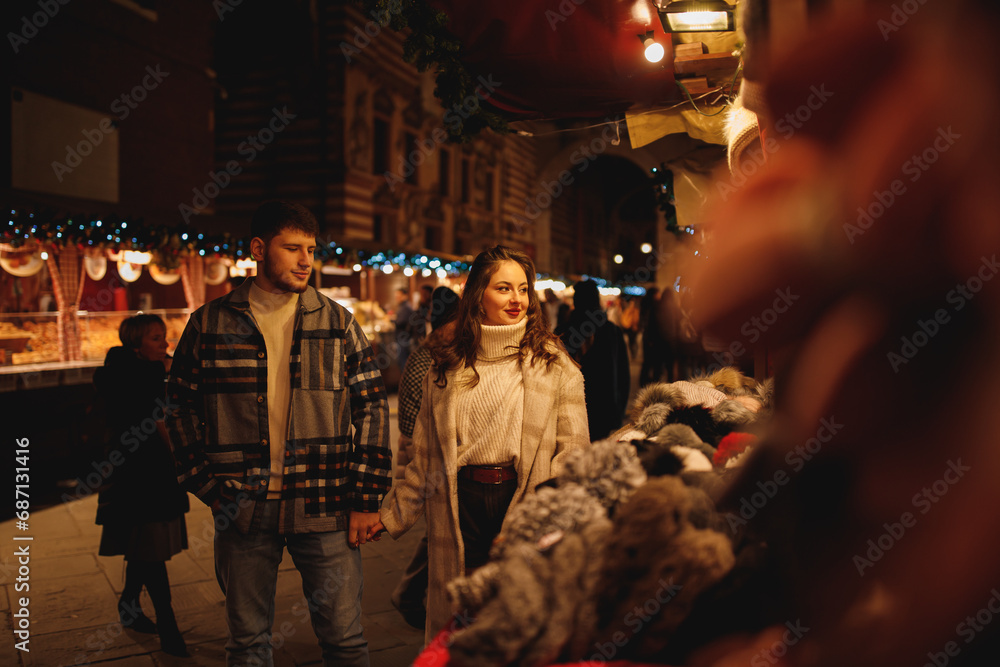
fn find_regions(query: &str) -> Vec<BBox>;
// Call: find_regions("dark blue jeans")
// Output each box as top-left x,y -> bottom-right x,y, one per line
214,500 -> 368,667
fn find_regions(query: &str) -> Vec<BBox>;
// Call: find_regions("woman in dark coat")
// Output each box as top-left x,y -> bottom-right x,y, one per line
94,314 -> 189,657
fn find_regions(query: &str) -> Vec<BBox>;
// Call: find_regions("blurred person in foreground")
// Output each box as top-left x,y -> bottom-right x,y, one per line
95,313 -> 189,657
390,285 -> 461,629
370,245 -> 590,644
683,2 -> 1000,666
167,201 -> 391,666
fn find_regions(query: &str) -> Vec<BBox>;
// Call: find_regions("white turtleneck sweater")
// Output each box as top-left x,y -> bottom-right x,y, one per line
455,318 -> 526,467
249,280 -> 300,496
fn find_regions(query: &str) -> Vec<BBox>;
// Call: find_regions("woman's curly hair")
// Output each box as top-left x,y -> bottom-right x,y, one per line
425,245 -> 563,387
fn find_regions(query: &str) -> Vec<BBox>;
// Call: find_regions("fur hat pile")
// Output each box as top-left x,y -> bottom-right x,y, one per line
620,367 -> 773,468
445,434 -> 746,666
580,477 -> 736,661
441,368 -> 775,666
446,438 -> 646,667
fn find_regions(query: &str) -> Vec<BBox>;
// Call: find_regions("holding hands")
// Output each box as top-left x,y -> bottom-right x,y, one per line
347,511 -> 385,548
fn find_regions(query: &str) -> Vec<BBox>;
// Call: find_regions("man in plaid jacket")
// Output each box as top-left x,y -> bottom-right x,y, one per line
166,201 -> 391,667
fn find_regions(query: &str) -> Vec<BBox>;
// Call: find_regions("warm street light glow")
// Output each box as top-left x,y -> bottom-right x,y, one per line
614,254 -> 624,264
656,1 -> 736,33
641,243 -> 653,253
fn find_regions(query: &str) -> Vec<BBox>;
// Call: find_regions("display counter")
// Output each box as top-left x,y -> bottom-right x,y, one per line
0,309 -> 191,390
0,298 -> 402,390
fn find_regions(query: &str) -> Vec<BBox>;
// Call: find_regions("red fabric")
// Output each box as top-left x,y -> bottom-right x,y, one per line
179,255 -> 206,311
713,431 -> 759,467
412,627 -> 676,667
46,244 -> 82,362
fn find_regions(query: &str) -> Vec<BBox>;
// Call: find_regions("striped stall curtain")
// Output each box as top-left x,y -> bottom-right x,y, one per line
179,254 -> 206,311
45,243 -> 82,362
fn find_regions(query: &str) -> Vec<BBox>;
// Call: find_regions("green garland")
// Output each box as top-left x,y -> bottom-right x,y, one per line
363,0 -> 509,141
1,210 -> 468,274
2,211 -> 248,266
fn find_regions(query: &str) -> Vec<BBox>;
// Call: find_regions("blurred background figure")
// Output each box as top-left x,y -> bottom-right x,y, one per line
639,286 -> 674,385
93,313 -> 189,657
556,299 -> 572,333
557,279 -> 631,439
543,287 -> 562,332
620,295 -> 641,359
413,284 -> 434,346
393,287 -> 415,372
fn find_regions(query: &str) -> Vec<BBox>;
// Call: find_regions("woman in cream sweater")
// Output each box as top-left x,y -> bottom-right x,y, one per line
370,245 -> 590,644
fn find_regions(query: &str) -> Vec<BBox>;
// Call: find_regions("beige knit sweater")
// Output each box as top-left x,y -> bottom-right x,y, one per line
248,281 -> 298,496
455,319 -> 526,466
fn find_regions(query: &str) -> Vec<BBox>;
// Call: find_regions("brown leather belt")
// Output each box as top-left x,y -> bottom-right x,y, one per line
458,464 -> 517,484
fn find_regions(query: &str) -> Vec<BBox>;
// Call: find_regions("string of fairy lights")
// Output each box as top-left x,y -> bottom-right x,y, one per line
3,210 -> 648,295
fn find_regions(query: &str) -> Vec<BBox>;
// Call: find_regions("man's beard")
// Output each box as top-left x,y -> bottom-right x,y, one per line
262,255 -> 309,294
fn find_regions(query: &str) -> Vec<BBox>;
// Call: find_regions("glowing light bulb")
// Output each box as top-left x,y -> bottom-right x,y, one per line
644,40 -> 665,63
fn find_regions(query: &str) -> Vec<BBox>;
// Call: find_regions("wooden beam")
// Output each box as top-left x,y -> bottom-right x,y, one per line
672,53 -> 740,76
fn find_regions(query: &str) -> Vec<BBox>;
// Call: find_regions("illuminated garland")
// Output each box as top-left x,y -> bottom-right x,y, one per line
4,210 -> 647,292
1,210 -> 473,275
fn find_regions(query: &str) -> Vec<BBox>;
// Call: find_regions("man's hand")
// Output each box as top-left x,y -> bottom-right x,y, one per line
348,511 -> 383,548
